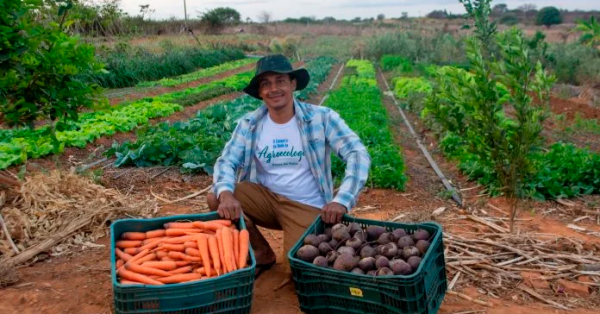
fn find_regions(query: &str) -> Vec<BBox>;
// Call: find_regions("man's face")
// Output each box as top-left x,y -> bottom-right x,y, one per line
258,72 -> 296,111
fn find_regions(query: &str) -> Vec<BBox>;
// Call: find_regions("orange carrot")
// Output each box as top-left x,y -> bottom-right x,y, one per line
115,248 -> 133,262
137,253 -> 157,264
118,268 -> 163,285
162,235 -> 199,244
128,249 -> 151,265
116,259 -> 124,269
125,262 -> 172,277
185,247 -> 201,257
145,229 -> 166,238
116,240 -> 143,249
194,267 -> 218,277
167,251 -> 202,262
192,221 -> 229,231
216,229 -> 227,274
142,236 -> 167,245
141,261 -> 178,271
183,241 -> 198,248
120,279 -> 144,285
196,235 -> 212,278
174,261 -> 190,267
208,235 -> 221,276
155,251 -> 168,258
206,220 -> 233,227
221,227 -> 234,273
163,222 -> 196,229
168,266 -> 193,275
161,257 -> 175,261
121,232 -> 146,240
123,247 -> 138,255
165,229 -> 204,237
159,243 -> 186,252
156,273 -> 202,284
233,229 -> 240,270
137,237 -> 165,252
238,229 -> 249,269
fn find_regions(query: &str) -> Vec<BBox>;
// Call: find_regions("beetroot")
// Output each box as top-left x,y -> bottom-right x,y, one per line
380,243 -> 398,259
407,256 -> 422,270
351,267 -> 365,275
354,230 -> 367,242
376,267 -> 394,276
337,246 -> 355,256
318,242 -> 334,256
313,256 -> 328,267
331,223 -> 348,234
389,259 -> 412,275
402,246 -> 420,260
412,229 -> 430,241
304,234 -> 323,247
333,254 -> 358,271
392,228 -> 407,240
329,239 -> 339,248
415,240 -> 430,255
346,237 -> 363,250
326,251 -> 339,264
358,257 -> 376,271
324,227 -> 332,238
367,270 -> 377,276
318,233 -> 331,243
333,229 -> 351,242
348,222 -> 362,235
359,245 -> 376,258
366,225 -> 386,241
375,256 -> 390,269
377,232 -> 394,245
297,245 -> 320,262
397,236 -> 415,249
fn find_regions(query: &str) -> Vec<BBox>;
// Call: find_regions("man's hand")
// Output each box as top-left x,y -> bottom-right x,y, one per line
217,191 -> 242,221
321,202 -> 347,224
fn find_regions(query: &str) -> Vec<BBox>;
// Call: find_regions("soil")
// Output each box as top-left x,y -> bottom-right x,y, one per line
549,95 -> 600,121
1,64 -> 599,314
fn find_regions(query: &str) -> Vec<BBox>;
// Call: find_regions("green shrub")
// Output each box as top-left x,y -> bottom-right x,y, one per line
536,7 -> 562,27
380,55 -> 413,72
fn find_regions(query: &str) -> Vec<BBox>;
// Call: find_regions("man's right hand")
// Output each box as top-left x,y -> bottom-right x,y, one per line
216,191 -> 242,221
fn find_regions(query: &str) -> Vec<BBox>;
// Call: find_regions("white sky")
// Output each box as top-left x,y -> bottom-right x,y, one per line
117,0 -> 600,21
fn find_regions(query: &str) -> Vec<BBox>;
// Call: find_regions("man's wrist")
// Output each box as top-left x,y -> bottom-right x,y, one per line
218,191 -> 234,202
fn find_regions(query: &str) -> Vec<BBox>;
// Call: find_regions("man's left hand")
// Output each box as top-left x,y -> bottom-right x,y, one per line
321,202 -> 347,224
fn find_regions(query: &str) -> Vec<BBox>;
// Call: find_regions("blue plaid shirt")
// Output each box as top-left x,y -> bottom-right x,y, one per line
213,99 -> 370,210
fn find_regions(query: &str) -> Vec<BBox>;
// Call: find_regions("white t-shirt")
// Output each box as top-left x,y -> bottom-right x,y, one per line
255,114 -> 326,209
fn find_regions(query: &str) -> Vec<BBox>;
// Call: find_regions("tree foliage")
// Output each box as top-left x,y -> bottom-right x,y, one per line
574,16 -> 600,47
0,0 -> 104,145
536,7 -> 562,27
199,7 -> 240,33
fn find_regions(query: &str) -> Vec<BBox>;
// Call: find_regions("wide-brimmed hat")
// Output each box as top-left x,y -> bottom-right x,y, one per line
243,54 -> 310,100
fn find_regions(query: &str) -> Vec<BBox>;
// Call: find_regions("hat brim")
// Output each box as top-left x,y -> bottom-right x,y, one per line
243,68 -> 310,100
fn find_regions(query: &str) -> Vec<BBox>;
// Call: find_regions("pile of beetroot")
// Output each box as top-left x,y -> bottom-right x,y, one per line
296,223 -> 432,276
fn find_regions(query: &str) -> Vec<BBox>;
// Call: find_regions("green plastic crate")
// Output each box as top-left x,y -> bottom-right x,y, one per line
110,212 -> 256,314
288,215 -> 447,314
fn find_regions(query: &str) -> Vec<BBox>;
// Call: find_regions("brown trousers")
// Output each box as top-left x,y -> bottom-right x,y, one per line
233,181 -> 321,260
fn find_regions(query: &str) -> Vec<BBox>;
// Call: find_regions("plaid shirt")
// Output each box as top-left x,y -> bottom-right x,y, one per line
213,99 -> 370,210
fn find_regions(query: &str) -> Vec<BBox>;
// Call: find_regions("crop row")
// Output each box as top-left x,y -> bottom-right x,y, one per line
387,58 -> 600,200
110,57 -> 337,171
325,60 -> 407,190
137,58 -> 257,88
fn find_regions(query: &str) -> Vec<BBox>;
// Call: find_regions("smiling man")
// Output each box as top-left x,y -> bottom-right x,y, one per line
208,54 -> 370,277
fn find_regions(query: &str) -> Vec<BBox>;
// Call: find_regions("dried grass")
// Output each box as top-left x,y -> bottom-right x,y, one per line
0,170 -> 157,261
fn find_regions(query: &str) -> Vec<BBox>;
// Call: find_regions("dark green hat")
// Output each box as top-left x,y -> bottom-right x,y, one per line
243,54 -> 310,100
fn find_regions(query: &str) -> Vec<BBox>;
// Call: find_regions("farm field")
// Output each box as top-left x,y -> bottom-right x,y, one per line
1,1 -> 600,314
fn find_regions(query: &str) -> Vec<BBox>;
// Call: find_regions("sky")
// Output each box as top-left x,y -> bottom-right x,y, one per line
117,0 -> 600,21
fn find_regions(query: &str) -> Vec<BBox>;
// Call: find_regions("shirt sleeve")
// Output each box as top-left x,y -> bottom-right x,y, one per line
324,109 -> 371,210
213,120 -> 248,198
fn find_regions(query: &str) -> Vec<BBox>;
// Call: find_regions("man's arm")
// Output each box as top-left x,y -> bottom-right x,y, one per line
325,109 -> 371,211
213,120 -> 247,199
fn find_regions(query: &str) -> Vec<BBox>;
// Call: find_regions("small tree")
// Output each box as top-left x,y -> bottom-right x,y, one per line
492,3 -> 508,16
536,7 -> 562,27
401,12 -> 408,19
199,7 -> 241,33
574,16 -> 600,48
0,0 -> 104,149
257,11 -> 272,23
377,14 -> 385,21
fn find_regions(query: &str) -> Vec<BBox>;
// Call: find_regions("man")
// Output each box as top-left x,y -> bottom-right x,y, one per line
207,54 -> 370,276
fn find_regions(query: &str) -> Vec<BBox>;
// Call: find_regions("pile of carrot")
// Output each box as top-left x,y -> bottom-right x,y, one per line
114,219 -> 250,285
